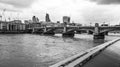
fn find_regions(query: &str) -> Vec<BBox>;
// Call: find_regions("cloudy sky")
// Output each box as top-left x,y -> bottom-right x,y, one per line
0,0 -> 120,25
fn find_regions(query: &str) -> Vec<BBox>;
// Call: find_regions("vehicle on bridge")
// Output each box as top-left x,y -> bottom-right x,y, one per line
115,25 -> 120,26
101,24 -> 108,26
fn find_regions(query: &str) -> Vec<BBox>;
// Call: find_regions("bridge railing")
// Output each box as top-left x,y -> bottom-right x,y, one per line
50,38 -> 120,67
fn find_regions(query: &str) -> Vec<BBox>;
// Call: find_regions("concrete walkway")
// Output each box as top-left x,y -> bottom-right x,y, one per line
50,38 -> 120,67
83,39 -> 120,67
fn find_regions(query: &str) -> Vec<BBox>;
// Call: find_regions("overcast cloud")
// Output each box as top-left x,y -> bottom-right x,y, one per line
0,0 -> 120,25
90,0 -> 120,4
0,0 -> 37,8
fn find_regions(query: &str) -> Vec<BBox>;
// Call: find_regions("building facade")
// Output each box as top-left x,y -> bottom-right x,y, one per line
32,16 -> 39,23
45,13 -> 51,22
63,16 -> 70,24
0,20 -> 26,31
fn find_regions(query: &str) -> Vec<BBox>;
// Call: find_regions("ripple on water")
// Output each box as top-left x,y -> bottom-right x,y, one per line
0,34 -> 116,67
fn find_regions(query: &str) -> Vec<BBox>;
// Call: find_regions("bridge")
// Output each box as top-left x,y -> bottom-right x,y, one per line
28,23 -> 120,39
49,38 -> 120,67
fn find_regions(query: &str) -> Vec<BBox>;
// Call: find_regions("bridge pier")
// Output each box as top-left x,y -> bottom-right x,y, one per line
31,28 -> 44,34
42,27 -> 55,36
43,31 -> 55,35
62,32 -> 75,37
62,27 -> 75,37
93,23 -> 105,39
35,29 -> 44,34
93,34 -> 105,39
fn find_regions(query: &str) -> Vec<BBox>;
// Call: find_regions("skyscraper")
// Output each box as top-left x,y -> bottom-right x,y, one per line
32,16 -> 39,23
45,13 -> 51,22
63,16 -> 70,24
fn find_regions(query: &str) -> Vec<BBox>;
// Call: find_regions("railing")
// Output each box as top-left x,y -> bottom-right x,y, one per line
50,38 -> 120,67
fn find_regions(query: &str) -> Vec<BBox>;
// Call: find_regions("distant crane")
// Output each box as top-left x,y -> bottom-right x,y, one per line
0,9 -> 6,21
2,9 -> 6,21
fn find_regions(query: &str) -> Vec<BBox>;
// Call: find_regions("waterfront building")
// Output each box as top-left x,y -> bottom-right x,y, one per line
9,20 -> 25,31
12,20 -> 22,23
57,21 -> 60,23
74,23 -> 82,26
0,21 -> 8,31
0,20 -> 26,32
25,22 -> 41,29
24,16 -> 41,29
40,21 -> 54,27
24,20 -> 33,24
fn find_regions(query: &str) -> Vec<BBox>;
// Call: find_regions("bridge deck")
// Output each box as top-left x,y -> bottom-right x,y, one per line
83,38 -> 120,67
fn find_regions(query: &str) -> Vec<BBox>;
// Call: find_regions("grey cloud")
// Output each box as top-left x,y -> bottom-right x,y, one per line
81,7 -> 116,24
90,0 -> 120,4
0,0 -> 37,8
0,8 -> 22,12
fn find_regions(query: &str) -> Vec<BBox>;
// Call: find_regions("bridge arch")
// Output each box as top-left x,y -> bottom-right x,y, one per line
100,28 -> 120,35
76,29 -> 94,34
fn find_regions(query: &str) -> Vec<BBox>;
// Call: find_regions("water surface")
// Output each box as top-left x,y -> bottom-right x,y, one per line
0,34 -> 117,67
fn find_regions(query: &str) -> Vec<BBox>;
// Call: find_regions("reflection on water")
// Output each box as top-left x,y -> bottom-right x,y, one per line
0,34 -> 117,67
93,39 -> 105,43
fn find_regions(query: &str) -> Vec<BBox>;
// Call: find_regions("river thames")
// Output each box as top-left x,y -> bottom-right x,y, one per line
0,34 -> 119,67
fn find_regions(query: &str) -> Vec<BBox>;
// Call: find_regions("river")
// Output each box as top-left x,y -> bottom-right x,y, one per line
0,34 -> 119,67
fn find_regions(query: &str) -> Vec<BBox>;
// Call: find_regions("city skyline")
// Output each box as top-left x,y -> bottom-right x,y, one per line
0,0 -> 120,25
